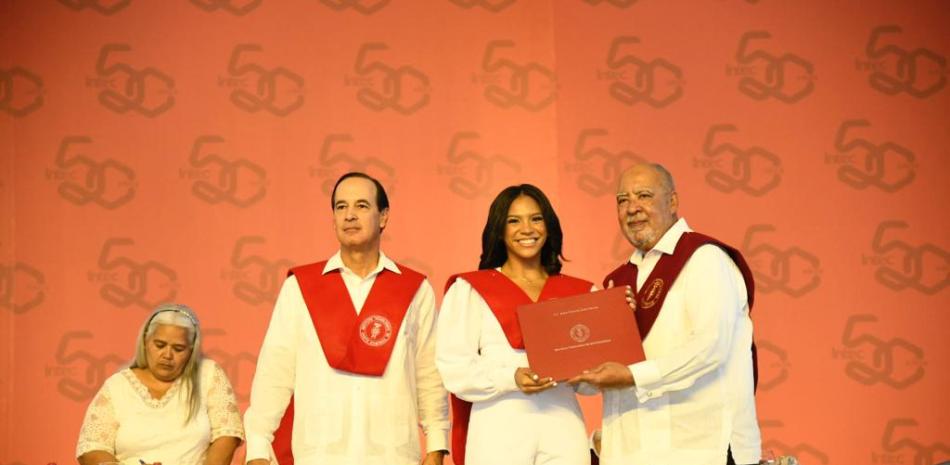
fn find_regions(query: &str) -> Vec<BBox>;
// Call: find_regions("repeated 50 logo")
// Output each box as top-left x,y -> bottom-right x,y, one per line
449,0 -> 516,11
741,224 -> 821,297
57,0 -> 132,15
696,124 -> 782,196
599,36 -> 684,108
582,0 -> 639,7
203,328 -> 257,402
472,40 -> 556,111
181,135 -> 268,207
858,25 -> 947,99
189,0 -> 262,15
46,331 -> 125,402
437,132 -> 521,199
346,43 -> 430,115
0,262 -> 45,314
221,44 -> 305,116
728,31 -> 815,103
826,119 -> 915,192
221,236 -> 294,306
863,221 -> 948,294
565,128 -> 647,197
760,420 -> 830,465
693,124 -> 782,197
87,44 -> 175,117
310,133 -> 396,195
318,0 -> 389,15
874,419 -> 950,465
832,314 -> 925,389
756,340 -> 790,391
0,67 -> 44,117
46,136 -> 137,209
88,238 -> 178,309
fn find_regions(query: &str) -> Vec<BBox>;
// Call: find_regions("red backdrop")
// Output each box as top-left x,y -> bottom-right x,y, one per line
1,1 -> 948,464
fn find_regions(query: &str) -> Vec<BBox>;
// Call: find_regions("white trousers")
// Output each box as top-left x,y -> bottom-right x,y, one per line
465,385 -> 590,465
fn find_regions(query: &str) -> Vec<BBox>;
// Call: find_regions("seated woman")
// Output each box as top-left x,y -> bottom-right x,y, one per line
436,184 -> 593,465
76,303 -> 244,465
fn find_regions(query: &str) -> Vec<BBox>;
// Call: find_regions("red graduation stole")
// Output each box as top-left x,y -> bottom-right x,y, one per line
443,269 -> 593,465
271,260 -> 425,465
603,231 -> 759,389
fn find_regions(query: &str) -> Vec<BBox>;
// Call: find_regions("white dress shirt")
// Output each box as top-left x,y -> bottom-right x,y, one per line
244,251 -> 449,465
598,218 -> 761,465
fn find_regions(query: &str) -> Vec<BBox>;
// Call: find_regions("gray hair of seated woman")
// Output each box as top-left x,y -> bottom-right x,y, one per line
131,303 -> 203,424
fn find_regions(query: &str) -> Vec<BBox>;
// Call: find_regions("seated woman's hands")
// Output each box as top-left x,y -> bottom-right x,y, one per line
514,367 -> 557,394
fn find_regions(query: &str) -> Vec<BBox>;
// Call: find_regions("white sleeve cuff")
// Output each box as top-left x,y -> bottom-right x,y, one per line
629,360 -> 662,402
730,448 -> 761,465
245,435 -> 276,463
425,430 -> 450,454
489,364 -> 519,394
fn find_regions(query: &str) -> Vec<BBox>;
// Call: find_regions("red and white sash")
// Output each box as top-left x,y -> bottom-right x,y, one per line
272,260 -> 425,465
444,269 -> 592,465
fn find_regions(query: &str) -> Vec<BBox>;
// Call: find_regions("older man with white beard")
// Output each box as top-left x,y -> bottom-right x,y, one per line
571,163 -> 762,465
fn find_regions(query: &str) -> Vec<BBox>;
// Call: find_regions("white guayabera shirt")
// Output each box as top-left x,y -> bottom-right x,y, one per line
243,251 -> 449,465
594,218 -> 761,465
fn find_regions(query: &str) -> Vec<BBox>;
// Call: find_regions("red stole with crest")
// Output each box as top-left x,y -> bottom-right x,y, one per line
443,270 -> 592,465
271,260 -> 425,465
603,231 -> 759,388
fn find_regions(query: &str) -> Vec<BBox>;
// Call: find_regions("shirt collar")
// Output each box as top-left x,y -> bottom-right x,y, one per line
322,250 -> 401,276
628,217 -> 691,264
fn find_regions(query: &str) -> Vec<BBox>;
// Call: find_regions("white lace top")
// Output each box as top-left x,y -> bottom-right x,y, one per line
76,358 -> 244,465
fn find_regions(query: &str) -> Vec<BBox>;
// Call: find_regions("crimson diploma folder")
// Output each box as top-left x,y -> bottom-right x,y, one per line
516,286 -> 646,381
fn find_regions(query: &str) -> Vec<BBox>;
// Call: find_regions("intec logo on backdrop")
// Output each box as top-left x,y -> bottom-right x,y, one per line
857,25 -> 947,99
863,221 -> 948,294
0,67 -> 44,117
204,328 -> 258,402
47,331 -> 125,402
87,44 -> 175,117
221,44 -> 305,116
741,224 -> 821,297
472,40 -> 557,111
0,262 -> 46,314
832,314 -> 925,389
598,36 -> 684,108
449,0 -> 517,12
88,238 -> 178,309
756,340 -> 790,391
696,124 -> 782,196
760,420 -> 830,465
182,135 -> 268,208
310,134 -> 396,195
874,419 -> 950,465
565,129 -> 647,197
190,0 -> 263,15
47,136 -> 137,209
437,132 -> 521,199
57,0 -> 132,15
826,119 -> 915,192
727,31 -> 815,103
582,0 -> 639,8
319,0 -> 389,15
346,43 -> 430,115
221,236 -> 294,306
